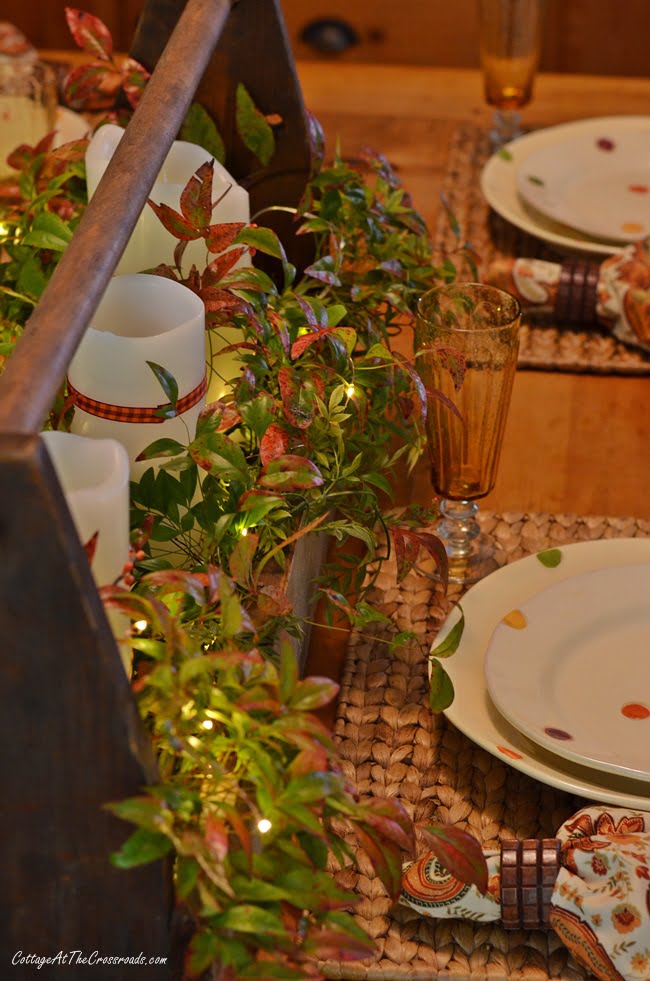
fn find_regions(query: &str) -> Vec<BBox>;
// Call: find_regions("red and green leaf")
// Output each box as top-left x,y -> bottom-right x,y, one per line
189,430 -> 249,481
147,200 -> 203,241
196,400 -> 241,436
288,676 -> 339,711
429,657 -> 454,712
180,103 -> 226,164
259,423 -> 290,465
180,160 -> 214,230
63,62 -> 122,111
235,83 -> 275,167
257,455 -> 324,491
278,367 -> 323,429
205,221 -> 247,255
135,437 -> 186,463
204,814 -> 229,862
418,824 -> 488,894
234,226 -> 285,261
65,7 -> 113,60
229,532 -> 258,587
358,798 -> 416,856
353,826 -> 403,901
83,530 -> 99,567
203,246 -> 247,283
236,489 -> 284,523
121,57 -> 150,109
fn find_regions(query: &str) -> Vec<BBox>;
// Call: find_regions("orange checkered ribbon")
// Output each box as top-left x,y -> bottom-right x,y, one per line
67,375 -> 207,424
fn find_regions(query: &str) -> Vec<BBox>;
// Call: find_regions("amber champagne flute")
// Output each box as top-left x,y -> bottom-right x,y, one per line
478,0 -> 546,147
415,284 -> 521,585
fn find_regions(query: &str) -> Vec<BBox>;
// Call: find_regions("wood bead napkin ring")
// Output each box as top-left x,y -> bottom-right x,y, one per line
500,838 -> 562,930
555,258 -> 601,327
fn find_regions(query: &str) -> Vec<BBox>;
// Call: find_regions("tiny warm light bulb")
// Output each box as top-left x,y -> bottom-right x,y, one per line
345,385 -> 355,398
202,719 -> 214,730
257,818 -> 272,834
133,619 -> 148,633
241,527 -> 248,537
0,223 -> 8,236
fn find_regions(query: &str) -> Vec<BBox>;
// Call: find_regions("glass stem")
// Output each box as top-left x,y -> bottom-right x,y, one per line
490,108 -> 523,148
438,499 -> 480,562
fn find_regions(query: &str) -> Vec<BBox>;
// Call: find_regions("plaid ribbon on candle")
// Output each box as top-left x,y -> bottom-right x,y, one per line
67,375 -> 207,424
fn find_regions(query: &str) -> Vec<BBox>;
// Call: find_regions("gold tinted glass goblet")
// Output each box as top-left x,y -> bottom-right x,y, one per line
415,283 -> 520,585
478,0 -> 546,147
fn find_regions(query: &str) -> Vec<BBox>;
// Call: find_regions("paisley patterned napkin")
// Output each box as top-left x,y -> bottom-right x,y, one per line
401,805 -> 650,981
483,238 -> 650,352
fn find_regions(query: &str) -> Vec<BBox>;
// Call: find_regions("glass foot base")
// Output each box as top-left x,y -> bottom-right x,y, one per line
416,499 -> 507,587
418,531 -> 507,586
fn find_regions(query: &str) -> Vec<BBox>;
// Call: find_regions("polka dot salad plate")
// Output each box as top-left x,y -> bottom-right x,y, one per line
516,121 -> 650,243
480,117 -> 650,256
485,560 -> 650,782
434,538 -> 650,808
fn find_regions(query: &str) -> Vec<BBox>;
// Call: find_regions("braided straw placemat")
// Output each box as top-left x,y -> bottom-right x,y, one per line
434,125 -> 650,376
322,510 -> 650,980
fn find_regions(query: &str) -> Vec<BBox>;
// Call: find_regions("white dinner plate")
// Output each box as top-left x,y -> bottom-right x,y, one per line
516,128 -> 650,243
433,538 -> 650,808
478,117 -> 650,256
485,563 -> 650,782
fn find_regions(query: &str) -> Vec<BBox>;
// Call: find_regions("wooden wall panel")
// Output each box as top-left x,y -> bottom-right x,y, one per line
2,1 -> 649,84
284,0 -> 650,77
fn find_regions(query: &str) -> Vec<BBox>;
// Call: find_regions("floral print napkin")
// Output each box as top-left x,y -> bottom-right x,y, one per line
401,805 -> 650,981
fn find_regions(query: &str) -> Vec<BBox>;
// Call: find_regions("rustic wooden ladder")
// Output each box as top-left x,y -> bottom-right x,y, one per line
0,1 -> 310,972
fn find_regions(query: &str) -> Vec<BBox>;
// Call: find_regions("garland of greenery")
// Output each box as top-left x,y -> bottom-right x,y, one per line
0,9 -> 484,978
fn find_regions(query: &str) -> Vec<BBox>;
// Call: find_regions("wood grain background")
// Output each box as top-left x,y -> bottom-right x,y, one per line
5,0 -> 650,77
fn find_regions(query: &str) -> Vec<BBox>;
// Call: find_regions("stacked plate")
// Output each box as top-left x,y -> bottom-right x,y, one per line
433,538 -> 650,808
480,115 -> 650,256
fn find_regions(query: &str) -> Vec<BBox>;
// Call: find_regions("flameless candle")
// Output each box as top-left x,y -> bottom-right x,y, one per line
85,123 -> 250,276
85,125 -> 249,404
40,431 -> 130,588
40,430 -> 133,675
68,274 -> 206,478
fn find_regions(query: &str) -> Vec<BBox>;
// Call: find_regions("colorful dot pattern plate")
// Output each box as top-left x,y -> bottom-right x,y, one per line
485,563 -> 650,781
435,538 -> 650,808
516,128 -> 650,243
479,117 -> 650,257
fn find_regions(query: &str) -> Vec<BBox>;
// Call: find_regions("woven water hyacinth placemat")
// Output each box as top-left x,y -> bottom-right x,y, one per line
434,125 -> 650,376
320,511 -> 650,980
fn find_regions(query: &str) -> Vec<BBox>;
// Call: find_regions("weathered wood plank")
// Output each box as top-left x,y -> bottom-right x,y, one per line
0,435 -> 172,975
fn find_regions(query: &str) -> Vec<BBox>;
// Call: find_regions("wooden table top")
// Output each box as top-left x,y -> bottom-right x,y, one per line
297,63 -> 650,522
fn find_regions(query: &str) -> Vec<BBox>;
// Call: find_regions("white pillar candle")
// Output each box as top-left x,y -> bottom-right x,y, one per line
68,274 -> 206,478
85,126 -> 249,404
40,430 -> 133,675
85,123 -> 250,276
40,431 -> 130,588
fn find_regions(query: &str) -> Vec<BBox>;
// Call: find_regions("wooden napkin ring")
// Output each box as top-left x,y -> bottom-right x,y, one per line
555,259 -> 601,326
500,838 -> 561,930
